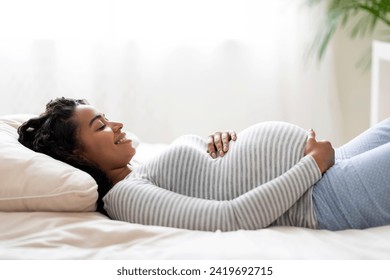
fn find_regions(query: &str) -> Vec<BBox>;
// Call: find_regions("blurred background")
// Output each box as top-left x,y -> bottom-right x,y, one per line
0,0 -> 388,146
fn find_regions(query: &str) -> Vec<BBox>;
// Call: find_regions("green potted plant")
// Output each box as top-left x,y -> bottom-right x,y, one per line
308,0 -> 390,64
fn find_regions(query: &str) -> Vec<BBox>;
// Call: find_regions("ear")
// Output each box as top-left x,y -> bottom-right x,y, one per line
72,146 -> 89,163
72,146 -> 102,172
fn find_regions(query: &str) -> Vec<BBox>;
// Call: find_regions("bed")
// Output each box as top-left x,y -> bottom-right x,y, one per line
1,114 -> 390,260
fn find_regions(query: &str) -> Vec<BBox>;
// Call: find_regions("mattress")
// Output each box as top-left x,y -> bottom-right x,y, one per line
1,211 -> 390,259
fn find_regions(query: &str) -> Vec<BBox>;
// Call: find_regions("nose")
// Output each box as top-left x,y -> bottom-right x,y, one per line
109,121 -> 123,132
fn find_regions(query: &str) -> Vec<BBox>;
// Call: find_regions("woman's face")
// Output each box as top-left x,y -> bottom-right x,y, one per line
73,105 -> 136,172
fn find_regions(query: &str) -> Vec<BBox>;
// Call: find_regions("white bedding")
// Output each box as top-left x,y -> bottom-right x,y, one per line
1,211 -> 390,259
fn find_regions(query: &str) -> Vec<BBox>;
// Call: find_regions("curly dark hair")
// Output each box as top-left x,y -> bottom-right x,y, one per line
17,97 -> 112,215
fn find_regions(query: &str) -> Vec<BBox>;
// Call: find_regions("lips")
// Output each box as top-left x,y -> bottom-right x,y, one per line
115,133 -> 128,144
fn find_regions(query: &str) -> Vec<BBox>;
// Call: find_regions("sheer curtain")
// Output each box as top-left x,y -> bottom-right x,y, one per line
0,0 -> 343,145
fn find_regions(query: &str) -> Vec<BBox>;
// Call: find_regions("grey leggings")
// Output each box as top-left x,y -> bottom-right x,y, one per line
313,118 -> 390,230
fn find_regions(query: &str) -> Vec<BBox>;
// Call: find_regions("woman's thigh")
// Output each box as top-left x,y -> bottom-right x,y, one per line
336,117 -> 390,160
313,141 -> 390,230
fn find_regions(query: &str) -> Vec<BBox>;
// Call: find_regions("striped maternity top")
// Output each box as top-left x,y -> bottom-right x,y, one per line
103,122 -> 322,231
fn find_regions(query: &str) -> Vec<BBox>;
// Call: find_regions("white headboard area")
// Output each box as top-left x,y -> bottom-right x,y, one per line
371,40 -> 390,126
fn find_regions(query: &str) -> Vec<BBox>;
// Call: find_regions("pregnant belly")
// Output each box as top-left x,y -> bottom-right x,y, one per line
143,122 -> 308,200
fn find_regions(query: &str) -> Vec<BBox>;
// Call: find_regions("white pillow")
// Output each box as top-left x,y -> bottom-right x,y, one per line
0,114 -> 98,212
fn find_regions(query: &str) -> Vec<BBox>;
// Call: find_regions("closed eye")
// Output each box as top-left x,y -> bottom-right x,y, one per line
97,124 -> 106,131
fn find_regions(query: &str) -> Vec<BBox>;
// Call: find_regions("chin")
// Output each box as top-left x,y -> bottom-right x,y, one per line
128,148 -> 136,160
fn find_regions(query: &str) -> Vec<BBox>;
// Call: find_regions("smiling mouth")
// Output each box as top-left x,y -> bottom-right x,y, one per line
115,134 -> 129,144
115,137 -> 128,144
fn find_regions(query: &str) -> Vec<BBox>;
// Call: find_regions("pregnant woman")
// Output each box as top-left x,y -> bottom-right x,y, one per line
18,98 -> 390,231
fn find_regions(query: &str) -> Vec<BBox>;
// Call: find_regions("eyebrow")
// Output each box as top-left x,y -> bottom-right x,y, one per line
89,114 -> 103,127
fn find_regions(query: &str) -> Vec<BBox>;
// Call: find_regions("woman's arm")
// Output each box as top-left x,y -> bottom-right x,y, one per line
103,155 -> 321,231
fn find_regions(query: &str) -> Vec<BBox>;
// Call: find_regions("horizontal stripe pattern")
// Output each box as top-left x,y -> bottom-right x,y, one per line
104,122 -> 321,231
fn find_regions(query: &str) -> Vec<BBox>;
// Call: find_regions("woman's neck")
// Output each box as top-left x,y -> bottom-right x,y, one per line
107,165 -> 132,186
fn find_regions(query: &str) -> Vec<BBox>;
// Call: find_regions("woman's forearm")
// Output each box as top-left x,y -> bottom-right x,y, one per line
104,155 -> 321,231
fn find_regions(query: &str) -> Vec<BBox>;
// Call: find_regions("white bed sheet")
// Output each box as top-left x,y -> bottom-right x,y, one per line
1,211 -> 390,259
1,141 -> 390,260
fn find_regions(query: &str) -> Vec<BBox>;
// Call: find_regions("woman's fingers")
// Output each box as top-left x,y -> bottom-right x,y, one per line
222,132 -> 229,152
214,132 -> 225,157
222,131 -> 238,152
307,129 -> 316,142
207,135 -> 218,159
304,129 -> 316,155
229,130 -> 237,141
207,132 -> 224,158
207,130 -> 237,158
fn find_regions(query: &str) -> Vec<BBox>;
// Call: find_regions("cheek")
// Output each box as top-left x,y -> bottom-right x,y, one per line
81,137 -> 114,163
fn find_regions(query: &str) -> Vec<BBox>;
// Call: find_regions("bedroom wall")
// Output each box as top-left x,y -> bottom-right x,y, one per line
333,32 -> 372,143
332,21 -> 388,142
0,1 -> 346,146
0,38 -> 343,145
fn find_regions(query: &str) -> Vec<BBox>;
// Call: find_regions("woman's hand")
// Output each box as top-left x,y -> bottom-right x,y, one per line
304,129 -> 335,174
207,130 -> 237,158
